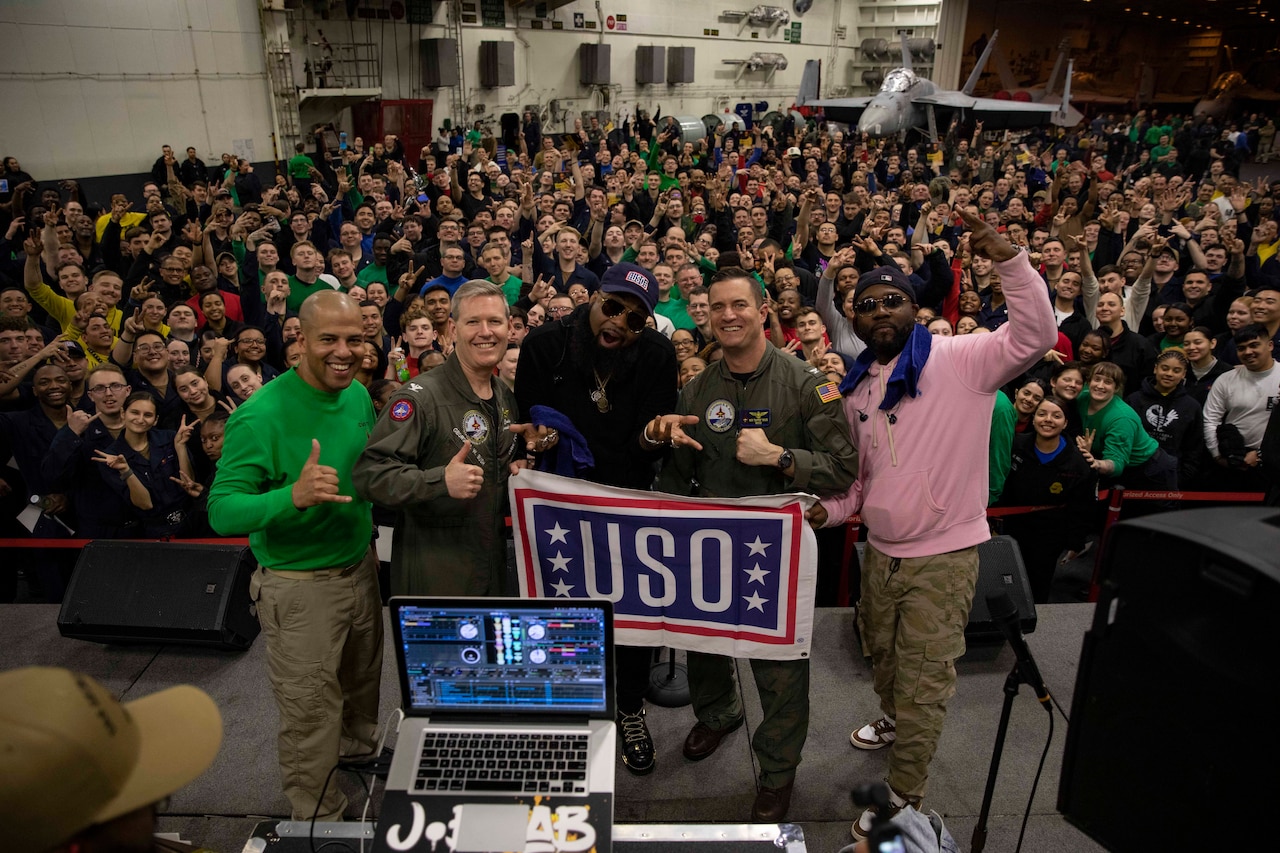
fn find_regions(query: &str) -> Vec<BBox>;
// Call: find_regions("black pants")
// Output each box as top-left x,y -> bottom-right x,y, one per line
1002,513 -> 1070,604
616,644 -> 653,714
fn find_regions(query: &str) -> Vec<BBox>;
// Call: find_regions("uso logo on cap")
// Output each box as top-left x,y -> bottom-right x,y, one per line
626,270 -> 651,292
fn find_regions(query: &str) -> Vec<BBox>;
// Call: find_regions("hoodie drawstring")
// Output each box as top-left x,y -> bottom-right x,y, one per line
877,369 -> 899,468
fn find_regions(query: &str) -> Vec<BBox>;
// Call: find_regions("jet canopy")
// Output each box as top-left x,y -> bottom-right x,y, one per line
881,68 -> 920,93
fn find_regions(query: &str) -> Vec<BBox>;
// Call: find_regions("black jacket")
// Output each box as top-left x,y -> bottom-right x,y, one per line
514,305 -> 677,490
998,433 -> 1096,551
1106,324 -> 1157,397
1186,358 -> 1233,406
1126,378 -> 1206,486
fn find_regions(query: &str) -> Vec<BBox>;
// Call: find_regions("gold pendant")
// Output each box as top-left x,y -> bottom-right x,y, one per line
592,388 -> 610,413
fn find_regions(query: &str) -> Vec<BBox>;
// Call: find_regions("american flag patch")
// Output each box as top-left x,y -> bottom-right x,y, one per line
816,382 -> 841,403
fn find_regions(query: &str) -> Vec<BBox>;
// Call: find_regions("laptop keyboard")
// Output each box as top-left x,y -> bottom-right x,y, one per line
414,731 -> 591,795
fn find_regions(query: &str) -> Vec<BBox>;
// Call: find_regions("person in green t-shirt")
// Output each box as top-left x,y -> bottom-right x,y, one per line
478,240 -> 523,305
652,262 -> 694,330
356,233 -> 393,287
208,290 -> 382,821
288,142 -> 314,179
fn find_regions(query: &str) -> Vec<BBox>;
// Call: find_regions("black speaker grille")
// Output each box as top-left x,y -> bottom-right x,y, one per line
58,541 -> 259,650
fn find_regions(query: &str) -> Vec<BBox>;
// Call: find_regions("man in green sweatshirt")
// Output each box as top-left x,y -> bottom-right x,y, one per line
208,290 -> 381,822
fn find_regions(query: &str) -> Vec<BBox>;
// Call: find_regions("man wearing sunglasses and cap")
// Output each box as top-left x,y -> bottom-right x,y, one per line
513,261 -> 679,777
1,665 -> 222,853
809,210 -> 1058,841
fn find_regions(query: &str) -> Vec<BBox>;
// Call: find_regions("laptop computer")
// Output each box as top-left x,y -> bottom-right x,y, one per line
376,597 -> 616,853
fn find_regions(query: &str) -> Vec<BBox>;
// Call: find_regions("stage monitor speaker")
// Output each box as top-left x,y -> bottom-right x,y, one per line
1059,508 -> 1280,851
58,541 -> 260,651
965,535 -> 1036,640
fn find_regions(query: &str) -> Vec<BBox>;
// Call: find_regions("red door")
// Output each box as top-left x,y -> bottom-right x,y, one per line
352,99 -> 434,167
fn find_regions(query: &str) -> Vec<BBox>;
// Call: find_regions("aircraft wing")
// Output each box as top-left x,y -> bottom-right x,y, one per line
912,93 -> 1081,128
914,92 -> 1055,112
804,97 -> 874,122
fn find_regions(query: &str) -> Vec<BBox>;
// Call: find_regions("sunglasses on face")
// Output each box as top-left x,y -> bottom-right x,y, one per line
854,293 -> 911,316
599,294 -> 647,333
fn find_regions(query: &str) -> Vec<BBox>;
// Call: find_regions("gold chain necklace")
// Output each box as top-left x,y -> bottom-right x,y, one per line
591,369 -> 612,413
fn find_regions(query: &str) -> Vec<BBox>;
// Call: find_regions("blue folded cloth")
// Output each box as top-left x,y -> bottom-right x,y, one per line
839,322 -> 933,409
530,405 -> 596,476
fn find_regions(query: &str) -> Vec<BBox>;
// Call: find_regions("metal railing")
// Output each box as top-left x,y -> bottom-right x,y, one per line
301,41 -> 381,90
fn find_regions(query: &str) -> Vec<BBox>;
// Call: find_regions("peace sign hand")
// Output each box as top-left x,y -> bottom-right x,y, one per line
93,449 -> 130,474
170,471 -> 205,498
174,414 -> 195,447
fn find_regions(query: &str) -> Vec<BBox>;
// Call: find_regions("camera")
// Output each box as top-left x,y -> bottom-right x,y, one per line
852,783 -> 907,853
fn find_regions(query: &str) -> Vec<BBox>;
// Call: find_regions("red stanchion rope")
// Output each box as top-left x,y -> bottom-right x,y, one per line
0,492 -> 1265,552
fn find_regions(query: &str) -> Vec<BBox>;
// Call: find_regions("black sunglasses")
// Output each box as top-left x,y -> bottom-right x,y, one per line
854,293 -> 911,316
599,294 -> 647,333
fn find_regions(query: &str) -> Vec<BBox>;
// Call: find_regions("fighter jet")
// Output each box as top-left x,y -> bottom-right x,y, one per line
800,33 -> 1082,140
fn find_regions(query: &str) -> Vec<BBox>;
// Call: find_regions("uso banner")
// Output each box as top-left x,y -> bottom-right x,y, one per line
510,470 -> 818,660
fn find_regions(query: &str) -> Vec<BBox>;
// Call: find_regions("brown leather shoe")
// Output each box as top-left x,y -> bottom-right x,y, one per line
751,778 -> 795,822
681,716 -> 744,760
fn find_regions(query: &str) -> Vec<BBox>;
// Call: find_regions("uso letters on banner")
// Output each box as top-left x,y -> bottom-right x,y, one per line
510,470 -> 819,661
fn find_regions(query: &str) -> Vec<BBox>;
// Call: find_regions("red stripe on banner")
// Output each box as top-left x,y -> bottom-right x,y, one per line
614,618 -> 796,644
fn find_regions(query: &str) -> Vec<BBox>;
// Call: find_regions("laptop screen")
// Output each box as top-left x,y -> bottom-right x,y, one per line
394,600 -> 612,716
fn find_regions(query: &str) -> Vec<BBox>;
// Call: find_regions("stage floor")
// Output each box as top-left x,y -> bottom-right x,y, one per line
3,603 -> 1104,853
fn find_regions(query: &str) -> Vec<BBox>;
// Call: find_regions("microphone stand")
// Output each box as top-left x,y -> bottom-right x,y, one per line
971,662 -> 1054,853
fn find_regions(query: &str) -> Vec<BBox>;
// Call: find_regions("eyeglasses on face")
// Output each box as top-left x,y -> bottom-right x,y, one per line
599,295 -> 647,333
89,382 -> 128,395
854,293 -> 910,316
134,344 -> 167,355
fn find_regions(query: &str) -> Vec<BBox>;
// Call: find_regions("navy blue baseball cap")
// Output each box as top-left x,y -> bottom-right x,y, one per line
853,265 -> 917,305
599,262 -> 659,316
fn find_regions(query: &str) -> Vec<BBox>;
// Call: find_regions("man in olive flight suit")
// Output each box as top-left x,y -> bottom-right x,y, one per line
353,281 -> 522,595
651,267 -> 859,822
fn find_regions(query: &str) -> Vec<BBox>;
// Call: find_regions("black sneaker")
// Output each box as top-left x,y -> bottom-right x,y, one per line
618,708 -> 656,775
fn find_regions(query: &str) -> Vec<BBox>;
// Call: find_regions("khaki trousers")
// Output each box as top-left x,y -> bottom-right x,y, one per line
250,547 -> 384,820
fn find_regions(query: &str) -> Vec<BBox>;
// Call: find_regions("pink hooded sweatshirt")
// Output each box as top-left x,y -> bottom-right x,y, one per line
820,251 -> 1058,558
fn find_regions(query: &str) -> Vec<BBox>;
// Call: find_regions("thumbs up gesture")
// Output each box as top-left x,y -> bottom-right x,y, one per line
291,439 -> 351,509
444,441 -> 484,500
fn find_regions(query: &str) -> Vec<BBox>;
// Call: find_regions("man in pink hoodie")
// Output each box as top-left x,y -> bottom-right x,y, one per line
809,210 -> 1057,841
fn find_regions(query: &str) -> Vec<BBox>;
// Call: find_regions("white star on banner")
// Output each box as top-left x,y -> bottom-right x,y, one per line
548,551 -> 572,572
551,578 -> 575,597
743,591 -> 769,612
746,536 -> 771,556
546,522 -> 570,544
744,563 -> 770,585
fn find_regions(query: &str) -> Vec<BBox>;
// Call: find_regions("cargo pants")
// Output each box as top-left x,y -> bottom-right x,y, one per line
250,547 -> 384,821
860,543 -> 978,802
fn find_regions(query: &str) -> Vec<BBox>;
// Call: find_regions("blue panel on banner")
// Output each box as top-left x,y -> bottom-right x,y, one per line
734,103 -> 755,130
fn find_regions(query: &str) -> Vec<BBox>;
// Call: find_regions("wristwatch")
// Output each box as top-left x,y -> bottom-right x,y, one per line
776,449 -> 794,471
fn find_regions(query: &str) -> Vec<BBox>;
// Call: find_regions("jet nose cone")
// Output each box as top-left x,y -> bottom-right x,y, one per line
858,104 -> 897,138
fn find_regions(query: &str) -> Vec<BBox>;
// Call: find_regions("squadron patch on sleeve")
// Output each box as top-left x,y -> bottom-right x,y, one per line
390,400 -> 414,422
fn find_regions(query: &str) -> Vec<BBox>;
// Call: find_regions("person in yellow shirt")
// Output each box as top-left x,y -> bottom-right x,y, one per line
24,234 -> 125,334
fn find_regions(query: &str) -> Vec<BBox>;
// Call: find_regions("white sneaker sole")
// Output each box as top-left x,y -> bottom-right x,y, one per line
849,729 -> 895,750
